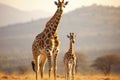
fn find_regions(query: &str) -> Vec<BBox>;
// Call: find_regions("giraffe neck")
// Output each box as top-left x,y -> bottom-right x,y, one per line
69,41 -> 74,54
45,9 -> 63,36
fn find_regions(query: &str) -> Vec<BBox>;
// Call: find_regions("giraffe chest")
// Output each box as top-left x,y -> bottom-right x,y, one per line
64,53 -> 76,65
65,52 -> 76,61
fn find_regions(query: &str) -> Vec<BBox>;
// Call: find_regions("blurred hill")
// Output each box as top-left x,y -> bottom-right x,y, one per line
0,5 -> 120,73
0,3 -> 51,27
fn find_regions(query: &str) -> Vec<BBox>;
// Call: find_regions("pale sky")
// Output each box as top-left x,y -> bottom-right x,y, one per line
0,0 -> 120,13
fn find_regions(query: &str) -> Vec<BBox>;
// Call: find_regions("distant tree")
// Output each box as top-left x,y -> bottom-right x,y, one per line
75,52 -> 87,73
91,54 -> 120,75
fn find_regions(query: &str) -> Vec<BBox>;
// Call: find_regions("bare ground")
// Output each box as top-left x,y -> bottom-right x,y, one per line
0,72 -> 119,80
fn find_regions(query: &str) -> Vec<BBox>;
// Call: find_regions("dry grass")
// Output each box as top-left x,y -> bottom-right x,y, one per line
0,72 -> 119,80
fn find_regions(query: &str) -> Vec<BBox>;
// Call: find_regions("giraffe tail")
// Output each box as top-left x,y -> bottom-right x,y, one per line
31,61 -> 35,72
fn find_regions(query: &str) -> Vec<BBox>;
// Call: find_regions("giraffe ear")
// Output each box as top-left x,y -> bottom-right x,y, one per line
54,1 -> 58,6
65,1 -> 69,5
67,35 -> 70,38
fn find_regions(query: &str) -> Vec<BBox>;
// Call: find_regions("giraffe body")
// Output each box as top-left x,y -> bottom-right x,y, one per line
64,33 -> 76,80
32,0 -> 68,80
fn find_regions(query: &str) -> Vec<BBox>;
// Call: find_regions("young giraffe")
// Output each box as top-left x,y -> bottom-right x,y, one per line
31,0 -> 68,80
64,33 -> 76,80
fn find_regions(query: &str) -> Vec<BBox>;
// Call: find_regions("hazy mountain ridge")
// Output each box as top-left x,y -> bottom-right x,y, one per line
0,3 -> 51,27
0,5 -> 120,55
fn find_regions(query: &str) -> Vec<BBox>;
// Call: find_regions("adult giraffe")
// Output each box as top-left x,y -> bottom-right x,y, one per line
31,0 -> 68,80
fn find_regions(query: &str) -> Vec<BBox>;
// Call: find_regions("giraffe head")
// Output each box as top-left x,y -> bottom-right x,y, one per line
67,33 -> 76,44
54,0 -> 69,10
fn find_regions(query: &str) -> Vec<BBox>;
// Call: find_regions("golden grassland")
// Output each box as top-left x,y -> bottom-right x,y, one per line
0,72 -> 119,80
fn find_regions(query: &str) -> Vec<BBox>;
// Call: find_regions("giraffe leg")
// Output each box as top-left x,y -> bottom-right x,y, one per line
47,52 -> 52,79
64,61 -> 69,80
72,63 -> 76,80
53,53 -> 58,80
65,68 -> 67,80
40,54 -> 47,79
67,64 -> 70,80
65,64 -> 68,80
67,69 -> 70,80
35,56 -> 40,80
